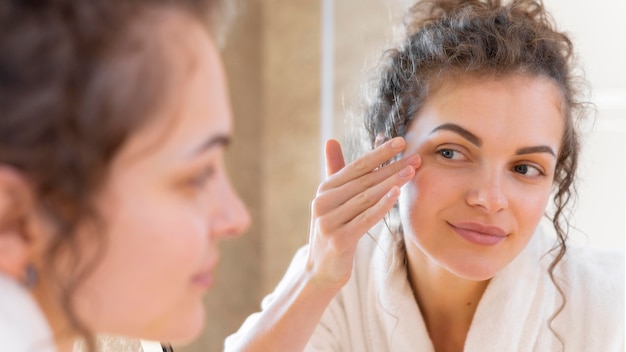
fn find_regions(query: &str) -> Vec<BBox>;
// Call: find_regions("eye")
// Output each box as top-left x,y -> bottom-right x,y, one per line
187,165 -> 216,188
513,164 -> 543,177
437,148 -> 466,161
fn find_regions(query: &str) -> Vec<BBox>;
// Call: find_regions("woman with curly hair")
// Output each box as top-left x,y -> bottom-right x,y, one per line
0,0 -> 249,351
226,0 -> 624,351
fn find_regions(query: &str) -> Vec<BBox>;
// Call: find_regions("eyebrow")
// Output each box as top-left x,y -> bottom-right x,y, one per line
515,145 -> 556,157
189,134 -> 231,157
430,123 -> 556,157
430,123 -> 482,147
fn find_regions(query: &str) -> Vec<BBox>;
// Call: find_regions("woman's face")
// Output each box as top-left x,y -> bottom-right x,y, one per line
399,75 -> 564,281
65,15 -> 250,342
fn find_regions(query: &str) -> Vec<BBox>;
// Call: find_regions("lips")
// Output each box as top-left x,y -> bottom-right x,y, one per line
448,221 -> 508,246
192,249 -> 220,289
192,269 -> 215,289
192,256 -> 218,289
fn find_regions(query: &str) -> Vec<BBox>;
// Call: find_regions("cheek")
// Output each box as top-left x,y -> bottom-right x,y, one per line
76,189 -> 211,331
107,192 -> 208,277
399,165 -> 462,229
401,164 -> 464,207
511,188 -> 551,234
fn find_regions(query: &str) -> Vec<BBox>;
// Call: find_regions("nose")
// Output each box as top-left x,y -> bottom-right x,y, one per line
212,177 -> 251,239
465,171 -> 508,214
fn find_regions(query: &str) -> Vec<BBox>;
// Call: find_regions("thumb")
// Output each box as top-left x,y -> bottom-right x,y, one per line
324,139 -> 345,177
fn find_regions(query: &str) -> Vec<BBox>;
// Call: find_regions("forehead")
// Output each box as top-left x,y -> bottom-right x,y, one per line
408,75 -> 564,147
115,10 -> 231,164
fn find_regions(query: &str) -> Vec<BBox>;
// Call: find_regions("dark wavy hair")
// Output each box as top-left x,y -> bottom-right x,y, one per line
363,0 -> 585,345
0,0 -> 218,350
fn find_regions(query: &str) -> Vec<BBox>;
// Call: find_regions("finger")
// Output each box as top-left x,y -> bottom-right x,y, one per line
315,153 -> 421,213
324,137 -> 406,189
317,162 -> 416,230
325,139 -> 345,177
320,184 -> 402,248
342,185 -> 401,243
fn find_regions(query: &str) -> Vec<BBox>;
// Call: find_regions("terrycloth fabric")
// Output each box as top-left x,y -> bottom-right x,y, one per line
73,336 -> 149,352
226,223 -> 624,351
0,273 -> 56,352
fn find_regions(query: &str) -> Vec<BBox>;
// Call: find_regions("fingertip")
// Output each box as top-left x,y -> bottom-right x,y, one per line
405,153 -> 421,167
325,139 -> 341,152
324,139 -> 342,159
386,186 -> 400,199
325,139 -> 346,177
389,137 -> 405,150
398,165 -> 414,178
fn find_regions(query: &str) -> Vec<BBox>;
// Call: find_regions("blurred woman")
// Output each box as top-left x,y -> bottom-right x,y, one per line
0,1 -> 249,351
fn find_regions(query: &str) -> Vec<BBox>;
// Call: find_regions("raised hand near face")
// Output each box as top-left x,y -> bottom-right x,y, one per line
306,137 -> 421,288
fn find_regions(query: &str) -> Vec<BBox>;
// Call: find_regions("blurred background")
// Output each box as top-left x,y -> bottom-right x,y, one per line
178,0 -> 626,350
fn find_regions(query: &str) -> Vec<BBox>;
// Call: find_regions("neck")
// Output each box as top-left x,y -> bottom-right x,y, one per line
405,246 -> 489,352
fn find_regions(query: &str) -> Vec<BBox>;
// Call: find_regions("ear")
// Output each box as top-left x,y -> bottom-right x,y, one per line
374,132 -> 387,148
0,165 -> 36,281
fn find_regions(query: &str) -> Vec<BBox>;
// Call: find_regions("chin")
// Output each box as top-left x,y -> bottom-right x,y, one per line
444,258 -> 500,282
181,307 -> 207,343
157,302 -> 207,345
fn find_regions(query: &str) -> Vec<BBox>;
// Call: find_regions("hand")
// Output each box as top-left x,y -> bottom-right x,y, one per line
306,137 -> 421,289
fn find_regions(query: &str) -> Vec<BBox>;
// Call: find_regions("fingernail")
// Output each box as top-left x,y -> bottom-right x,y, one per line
407,154 -> 420,166
390,138 -> 404,149
398,166 -> 413,178
387,186 -> 400,199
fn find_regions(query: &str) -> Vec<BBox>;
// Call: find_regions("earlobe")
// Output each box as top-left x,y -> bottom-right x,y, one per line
0,165 -> 36,282
0,226 -> 30,280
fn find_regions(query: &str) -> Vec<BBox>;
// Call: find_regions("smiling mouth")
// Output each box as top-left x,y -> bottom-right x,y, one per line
448,222 -> 508,246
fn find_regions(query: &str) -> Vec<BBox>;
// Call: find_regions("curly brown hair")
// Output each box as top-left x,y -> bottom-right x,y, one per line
0,0 -> 218,350
363,0 -> 586,344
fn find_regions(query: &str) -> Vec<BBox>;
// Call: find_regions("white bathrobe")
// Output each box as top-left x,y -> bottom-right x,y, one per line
226,223 -> 624,351
0,273 -> 164,352
0,274 -> 56,352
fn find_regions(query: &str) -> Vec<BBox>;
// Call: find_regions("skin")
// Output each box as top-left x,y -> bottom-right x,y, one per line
400,75 -> 565,351
0,10 -> 250,351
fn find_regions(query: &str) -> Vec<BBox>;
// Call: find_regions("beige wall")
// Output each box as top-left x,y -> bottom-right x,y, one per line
177,1 -> 321,351
332,0 -> 408,149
